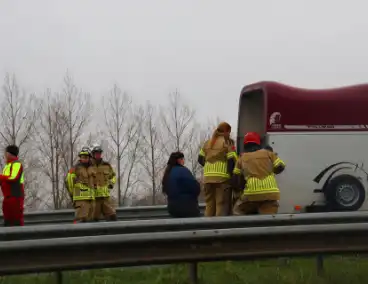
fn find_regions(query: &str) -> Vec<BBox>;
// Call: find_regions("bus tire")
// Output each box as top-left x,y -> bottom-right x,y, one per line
324,174 -> 365,211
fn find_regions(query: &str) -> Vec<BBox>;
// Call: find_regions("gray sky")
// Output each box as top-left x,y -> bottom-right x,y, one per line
0,0 -> 367,128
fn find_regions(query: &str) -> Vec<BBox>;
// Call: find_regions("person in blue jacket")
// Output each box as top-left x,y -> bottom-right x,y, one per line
162,151 -> 201,218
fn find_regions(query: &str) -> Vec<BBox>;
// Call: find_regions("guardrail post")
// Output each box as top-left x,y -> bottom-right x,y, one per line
55,271 -> 63,284
188,262 -> 198,284
316,255 -> 324,276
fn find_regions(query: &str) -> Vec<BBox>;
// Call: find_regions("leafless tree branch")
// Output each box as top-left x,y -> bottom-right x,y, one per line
103,84 -> 142,205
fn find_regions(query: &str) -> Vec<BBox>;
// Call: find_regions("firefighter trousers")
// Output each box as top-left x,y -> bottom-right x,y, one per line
203,182 -> 232,216
74,200 -> 94,222
92,197 -> 117,221
233,195 -> 279,215
2,196 -> 24,226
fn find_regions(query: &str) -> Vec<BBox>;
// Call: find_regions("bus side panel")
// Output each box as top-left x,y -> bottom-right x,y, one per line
268,132 -> 368,214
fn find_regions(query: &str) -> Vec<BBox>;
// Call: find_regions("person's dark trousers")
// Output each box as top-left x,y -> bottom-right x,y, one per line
167,200 -> 200,218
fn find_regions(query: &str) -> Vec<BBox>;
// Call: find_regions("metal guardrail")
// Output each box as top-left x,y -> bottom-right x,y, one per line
0,204 -> 206,225
1,222 -> 368,276
3,210 -> 368,241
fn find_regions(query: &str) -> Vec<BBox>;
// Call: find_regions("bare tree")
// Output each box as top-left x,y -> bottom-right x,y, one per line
0,73 -> 41,210
160,89 -> 196,155
35,90 -> 56,208
61,71 -> 91,168
103,84 -> 140,205
159,89 -> 200,182
34,90 -> 71,209
34,72 -> 92,210
140,102 -> 166,204
185,121 -> 204,177
0,73 -> 38,148
119,106 -> 144,204
33,72 -> 91,210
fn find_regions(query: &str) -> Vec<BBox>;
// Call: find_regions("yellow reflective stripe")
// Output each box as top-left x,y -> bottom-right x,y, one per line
199,148 -> 205,157
78,190 -> 92,196
2,162 -> 24,184
110,174 -> 116,185
95,186 -> 110,197
2,162 -> 22,180
273,158 -> 285,167
204,173 -> 229,178
95,187 -> 109,191
67,172 -> 76,194
244,189 -> 279,195
233,167 -> 241,175
73,195 -> 93,200
203,161 -> 230,178
244,175 -> 280,195
73,183 -> 93,200
2,164 -> 10,175
10,162 -> 22,180
226,151 -> 237,159
95,186 -> 109,190
74,183 -> 90,190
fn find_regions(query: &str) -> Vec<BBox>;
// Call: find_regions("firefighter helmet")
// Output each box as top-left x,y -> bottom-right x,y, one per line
243,132 -> 261,145
91,145 -> 103,153
79,147 -> 91,157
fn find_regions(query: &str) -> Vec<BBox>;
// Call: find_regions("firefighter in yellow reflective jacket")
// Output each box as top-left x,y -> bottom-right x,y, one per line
232,132 -> 286,215
90,145 -> 117,221
65,147 -> 94,222
198,122 -> 238,216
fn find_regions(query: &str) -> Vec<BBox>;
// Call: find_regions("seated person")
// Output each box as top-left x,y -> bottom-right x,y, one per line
162,152 -> 201,218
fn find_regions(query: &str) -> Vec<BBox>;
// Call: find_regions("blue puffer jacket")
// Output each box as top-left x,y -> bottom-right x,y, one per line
166,165 -> 200,202
166,165 -> 200,217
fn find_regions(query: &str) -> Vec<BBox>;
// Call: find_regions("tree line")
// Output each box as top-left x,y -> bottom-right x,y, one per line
0,72 -> 222,211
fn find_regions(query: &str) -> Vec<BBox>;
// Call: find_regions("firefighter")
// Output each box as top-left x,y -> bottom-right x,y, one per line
0,145 -> 25,226
90,145 -> 117,221
232,132 -> 286,215
66,147 -> 94,222
228,137 -> 240,211
198,122 -> 237,216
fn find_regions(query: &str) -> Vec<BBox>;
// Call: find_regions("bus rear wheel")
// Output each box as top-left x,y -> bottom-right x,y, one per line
324,174 -> 365,211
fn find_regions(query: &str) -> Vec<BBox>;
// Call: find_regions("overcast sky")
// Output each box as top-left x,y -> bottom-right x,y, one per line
0,0 -> 367,128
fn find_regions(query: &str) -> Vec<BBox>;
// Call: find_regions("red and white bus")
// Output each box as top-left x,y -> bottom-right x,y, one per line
237,81 -> 368,213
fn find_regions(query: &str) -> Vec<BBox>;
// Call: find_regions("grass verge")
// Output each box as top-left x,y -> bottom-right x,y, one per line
1,256 -> 368,284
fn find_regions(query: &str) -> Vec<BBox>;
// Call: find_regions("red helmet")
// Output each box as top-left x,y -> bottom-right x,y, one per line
243,132 -> 261,145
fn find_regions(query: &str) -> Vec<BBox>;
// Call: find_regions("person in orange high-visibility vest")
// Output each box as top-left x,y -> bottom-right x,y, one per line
0,145 -> 25,226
